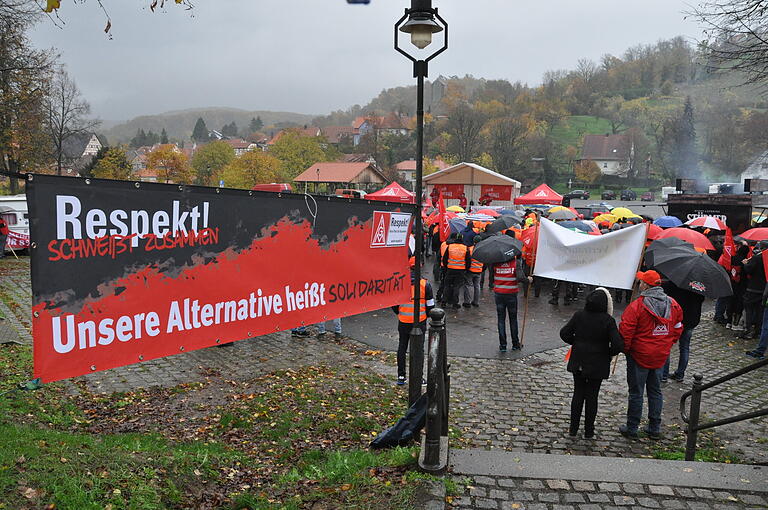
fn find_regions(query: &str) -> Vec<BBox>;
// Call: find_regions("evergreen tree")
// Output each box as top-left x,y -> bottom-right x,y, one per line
221,121 -> 238,138
146,130 -> 160,146
160,128 -> 169,144
131,128 -> 148,148
250,116 -> 263,133
672,96 -> 697,177
192,117 -> 210,142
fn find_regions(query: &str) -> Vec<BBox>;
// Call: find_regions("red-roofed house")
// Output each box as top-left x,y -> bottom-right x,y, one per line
224,138 -> 258,156
351,114 -> 412,145
294,162 -> 388,193
321,125 -> 355,145
395,158 -> 450,189
577,134 -> 633,177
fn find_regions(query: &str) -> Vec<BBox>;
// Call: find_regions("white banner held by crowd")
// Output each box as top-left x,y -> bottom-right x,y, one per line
534,218 -> 647,290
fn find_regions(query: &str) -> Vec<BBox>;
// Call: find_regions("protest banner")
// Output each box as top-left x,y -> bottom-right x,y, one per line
533,218 -> 646,290
7,231 -> 30,250
479,185 -> 512,201
430,184 -> 464,199
28,175 -> 413,383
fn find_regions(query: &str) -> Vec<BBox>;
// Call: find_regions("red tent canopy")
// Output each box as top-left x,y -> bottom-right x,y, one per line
514,183 -> 563,205
367,182 -> 416,204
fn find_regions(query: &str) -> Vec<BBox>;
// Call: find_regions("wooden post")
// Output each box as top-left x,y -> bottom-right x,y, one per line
519,217 -> 540,348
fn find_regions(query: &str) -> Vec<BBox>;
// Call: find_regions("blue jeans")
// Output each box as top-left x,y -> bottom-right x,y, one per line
753,307 -> 768,355
317,318 -> 342,334
663,328 -> 693,379
714,297 -> 729,321
494,292 -> 519,348
625,355 -> 663,434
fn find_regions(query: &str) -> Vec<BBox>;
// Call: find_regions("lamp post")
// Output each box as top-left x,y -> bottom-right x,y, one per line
395,0 -> 447,406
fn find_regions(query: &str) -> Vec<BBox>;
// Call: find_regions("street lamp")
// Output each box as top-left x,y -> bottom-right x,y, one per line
395,0 -> 447,406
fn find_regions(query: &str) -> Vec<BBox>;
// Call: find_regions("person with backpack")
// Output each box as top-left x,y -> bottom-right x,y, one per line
618,271 -> 683,439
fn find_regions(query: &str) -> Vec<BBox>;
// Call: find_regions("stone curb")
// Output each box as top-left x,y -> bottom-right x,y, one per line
450,449 -> 768,492
414,479 -> 446,510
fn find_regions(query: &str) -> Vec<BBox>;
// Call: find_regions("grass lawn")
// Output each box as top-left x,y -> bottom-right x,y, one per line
0,343 -> 435,509
550,115 -> 614,148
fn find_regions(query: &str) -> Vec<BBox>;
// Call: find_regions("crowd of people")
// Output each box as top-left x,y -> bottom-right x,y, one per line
390,201 -> 768,439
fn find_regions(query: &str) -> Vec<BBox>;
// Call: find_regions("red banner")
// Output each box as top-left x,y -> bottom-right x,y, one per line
431,184 -> 464,199
480,185 -> 513,201
28,175 -> 413,383
7,230 -> 29,250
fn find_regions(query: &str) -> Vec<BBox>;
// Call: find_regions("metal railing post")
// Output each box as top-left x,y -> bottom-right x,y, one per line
420,307 -> 448,474
685,374 -> 704,461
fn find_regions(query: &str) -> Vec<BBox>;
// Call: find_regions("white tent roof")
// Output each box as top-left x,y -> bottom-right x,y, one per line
422,162 -> 521,186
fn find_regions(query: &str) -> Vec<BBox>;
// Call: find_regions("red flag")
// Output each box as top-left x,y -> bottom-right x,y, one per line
718,227 -> 735,272
438,192 -> 450,242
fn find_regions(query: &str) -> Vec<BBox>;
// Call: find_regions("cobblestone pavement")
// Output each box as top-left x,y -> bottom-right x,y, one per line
2,258 -> 766,464
451,474 -> 768,510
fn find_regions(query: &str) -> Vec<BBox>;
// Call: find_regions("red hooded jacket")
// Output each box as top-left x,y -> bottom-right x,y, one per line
619,292 -> 684,369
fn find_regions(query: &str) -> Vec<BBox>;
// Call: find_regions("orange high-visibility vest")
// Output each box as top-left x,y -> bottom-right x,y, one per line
398,279 -> 428,323
469,246 -> 483,273
446,243 -> 468,270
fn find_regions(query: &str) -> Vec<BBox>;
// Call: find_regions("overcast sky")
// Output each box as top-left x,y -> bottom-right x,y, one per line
30,0 -> 705,122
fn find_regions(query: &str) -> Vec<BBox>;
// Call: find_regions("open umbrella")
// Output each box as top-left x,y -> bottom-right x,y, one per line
739,228 -> 768,241
611,207 -> 635,220
646,238 -> 697,267
476,208 -> 501,217
547,208 -> 578,221
653,227 -> 715,251
647,223 -> 663,240
448,217 -> 468,234
472,234 -> 523,264
653,216 -> 683,228
555,220 -> 599,234
446,205 -> 465,213
686,216 -> 727,230
486,215 -> 522,234
593,213 -> 617,225
647,245 -> 732,298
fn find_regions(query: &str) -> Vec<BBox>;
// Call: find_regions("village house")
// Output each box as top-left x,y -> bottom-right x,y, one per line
293,161 -> 387,194
395,158 -> 450,190
60,132 -> 106,175
576,133 -> 634,178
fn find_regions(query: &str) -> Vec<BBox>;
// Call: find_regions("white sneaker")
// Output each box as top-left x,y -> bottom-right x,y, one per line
732,324 -> 745,331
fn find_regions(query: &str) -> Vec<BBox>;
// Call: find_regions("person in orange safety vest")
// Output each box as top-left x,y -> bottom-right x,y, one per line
392,257 -> 435,386
441,232 -> 471,309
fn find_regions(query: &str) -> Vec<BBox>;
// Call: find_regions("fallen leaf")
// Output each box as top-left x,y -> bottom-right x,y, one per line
22,487 -> 40,500
340,483 -> 352,491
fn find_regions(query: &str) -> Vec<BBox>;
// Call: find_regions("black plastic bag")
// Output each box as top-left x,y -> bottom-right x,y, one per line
369,393 -> 427,449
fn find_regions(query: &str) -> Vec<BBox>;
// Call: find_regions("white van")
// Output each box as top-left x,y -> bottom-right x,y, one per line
661,187 -> 680,201
0,195 -> 29,252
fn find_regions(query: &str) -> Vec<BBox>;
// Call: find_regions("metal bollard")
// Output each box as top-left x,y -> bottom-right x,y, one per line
684,374 -> 704,461
420,308 -> 448,474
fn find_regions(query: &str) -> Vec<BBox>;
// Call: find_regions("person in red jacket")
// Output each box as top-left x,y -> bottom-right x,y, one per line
618,270 -> 683,439
0,217 -> 8,258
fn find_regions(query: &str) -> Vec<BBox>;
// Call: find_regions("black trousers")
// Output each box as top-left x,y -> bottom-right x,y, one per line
445,269 -> 466,305
570,373 -> 603,436
397,320 -> 426,378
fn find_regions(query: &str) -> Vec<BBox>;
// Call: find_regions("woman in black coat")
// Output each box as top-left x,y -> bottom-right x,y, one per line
559,287 -> 624,438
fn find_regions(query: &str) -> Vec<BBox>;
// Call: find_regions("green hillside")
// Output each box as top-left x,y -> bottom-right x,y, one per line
549,115 -> 613,149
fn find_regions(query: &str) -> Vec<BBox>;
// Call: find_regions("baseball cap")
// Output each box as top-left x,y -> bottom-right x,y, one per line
636,270 -> 662,286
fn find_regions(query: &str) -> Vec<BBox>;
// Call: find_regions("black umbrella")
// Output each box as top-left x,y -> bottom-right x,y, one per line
646,238 -> 696,267
555,220 -> 598,233
486,215 -> 521,234
472,235 -> 523,264
647,247 -> 732,298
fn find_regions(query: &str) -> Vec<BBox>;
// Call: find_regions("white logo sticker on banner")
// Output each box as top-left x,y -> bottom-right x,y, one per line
370,211 -> 412,248
533,218 -> 647,290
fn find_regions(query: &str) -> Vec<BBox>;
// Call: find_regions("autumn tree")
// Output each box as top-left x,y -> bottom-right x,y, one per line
574,159 -> 601,183
92,146 -> 132,180
191,140 -> 235,186
218,151 -> 281,189
443,101 -> 486,162
269,130 -> 338,180
44,66 -> 100,175
146,145 -> 192,183
486,116 -> 528,175
0,10 -> 54,192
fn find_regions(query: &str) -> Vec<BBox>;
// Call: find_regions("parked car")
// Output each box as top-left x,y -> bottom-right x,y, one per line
335,188 -> 367,199
620,189 -> 637,201
640,191 -> 654,201
601,190 -> 616,200
565,189 -> 590,200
